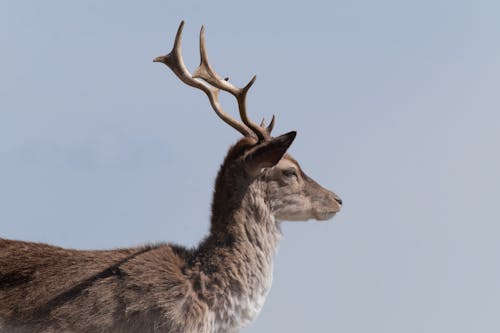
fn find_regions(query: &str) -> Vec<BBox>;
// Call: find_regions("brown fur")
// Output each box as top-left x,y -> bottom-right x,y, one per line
0,135 -> 341,332
1,21 -> 342,331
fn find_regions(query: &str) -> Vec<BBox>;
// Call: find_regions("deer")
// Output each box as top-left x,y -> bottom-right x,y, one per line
0,21 -> 342,333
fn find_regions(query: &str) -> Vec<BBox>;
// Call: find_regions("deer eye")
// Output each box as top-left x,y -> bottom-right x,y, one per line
282,168 -> 298,179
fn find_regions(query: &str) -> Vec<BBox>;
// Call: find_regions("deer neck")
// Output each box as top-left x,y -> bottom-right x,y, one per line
192,179 -> 281,329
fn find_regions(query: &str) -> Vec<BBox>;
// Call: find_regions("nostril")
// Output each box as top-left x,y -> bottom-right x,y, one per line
335,197 -> 343,206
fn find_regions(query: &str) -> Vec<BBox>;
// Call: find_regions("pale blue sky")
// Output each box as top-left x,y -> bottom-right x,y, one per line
1,1 -> 499,332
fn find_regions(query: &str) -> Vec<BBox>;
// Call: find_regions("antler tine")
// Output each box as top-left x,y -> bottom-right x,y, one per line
259,115 -> 276,138
154,21 -> 252,138
153,21 -> 195,88
267,115 -> 276,134
193,26 -> 267,141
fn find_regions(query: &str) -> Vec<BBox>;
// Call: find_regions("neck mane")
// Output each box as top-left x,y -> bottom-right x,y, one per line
187,142 -> 282,330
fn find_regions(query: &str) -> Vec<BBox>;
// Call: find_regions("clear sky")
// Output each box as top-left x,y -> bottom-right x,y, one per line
1,1 -> 499,332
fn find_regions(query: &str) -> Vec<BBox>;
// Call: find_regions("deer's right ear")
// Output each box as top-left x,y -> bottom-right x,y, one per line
244,131 -> 296,176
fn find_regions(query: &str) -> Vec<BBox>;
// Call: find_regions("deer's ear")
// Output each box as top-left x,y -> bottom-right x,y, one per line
244,131 -> 296,176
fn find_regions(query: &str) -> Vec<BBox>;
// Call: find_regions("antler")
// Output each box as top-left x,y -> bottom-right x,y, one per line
260,115 -> 275,137
154,21 -> 272,141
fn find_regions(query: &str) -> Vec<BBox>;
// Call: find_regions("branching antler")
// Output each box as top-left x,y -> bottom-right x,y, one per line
154,21 -> 273,141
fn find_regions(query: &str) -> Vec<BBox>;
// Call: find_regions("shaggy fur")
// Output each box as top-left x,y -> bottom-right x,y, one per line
0,133 -> 341,332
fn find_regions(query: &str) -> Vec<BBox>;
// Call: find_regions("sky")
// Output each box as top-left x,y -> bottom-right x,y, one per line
1,1 -> 499,332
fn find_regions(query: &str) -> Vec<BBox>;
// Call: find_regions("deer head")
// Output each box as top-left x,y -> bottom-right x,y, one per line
154,21 -> 342,226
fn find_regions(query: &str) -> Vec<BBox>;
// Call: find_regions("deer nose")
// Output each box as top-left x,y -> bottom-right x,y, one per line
335,197 -> 343,206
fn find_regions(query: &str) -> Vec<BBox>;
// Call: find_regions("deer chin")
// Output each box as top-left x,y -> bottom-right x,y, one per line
313,210 -> 338,221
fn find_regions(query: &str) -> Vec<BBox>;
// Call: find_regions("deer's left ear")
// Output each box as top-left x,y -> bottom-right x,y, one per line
244,131 -> 296,176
